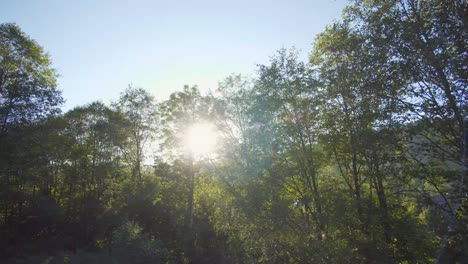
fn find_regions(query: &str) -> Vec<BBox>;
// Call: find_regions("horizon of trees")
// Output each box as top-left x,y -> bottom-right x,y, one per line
0,0 -> 467,263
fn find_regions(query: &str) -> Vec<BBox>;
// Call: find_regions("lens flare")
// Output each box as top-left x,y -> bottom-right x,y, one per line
184,123 -> 218,156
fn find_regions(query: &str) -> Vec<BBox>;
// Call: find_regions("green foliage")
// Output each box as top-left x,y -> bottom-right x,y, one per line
113,86 -> 157,180
0,23 -> 63,133
110,221 -> 172,264
1,2 -> 466,262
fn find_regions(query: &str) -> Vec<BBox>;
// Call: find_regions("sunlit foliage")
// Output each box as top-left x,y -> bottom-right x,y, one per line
0,1 -> 466,262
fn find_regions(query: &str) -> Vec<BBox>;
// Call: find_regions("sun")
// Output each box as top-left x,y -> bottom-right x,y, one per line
184,123 -> 218,157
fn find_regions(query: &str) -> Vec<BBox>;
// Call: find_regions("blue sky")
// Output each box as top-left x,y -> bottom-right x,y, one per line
1,0 -> 348,110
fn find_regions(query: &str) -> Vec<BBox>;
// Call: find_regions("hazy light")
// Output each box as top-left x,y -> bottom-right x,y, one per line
184,123 -> 218,157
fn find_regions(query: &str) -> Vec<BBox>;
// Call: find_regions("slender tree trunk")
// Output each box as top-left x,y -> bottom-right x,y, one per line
375,173 -> 391,243
185,154 -> 195,258
352,152 -> 365,231
135,132 -> 142,181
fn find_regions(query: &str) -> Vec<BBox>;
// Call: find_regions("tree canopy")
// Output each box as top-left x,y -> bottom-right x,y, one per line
0,23 -> 62,133
0,1 -> 466,263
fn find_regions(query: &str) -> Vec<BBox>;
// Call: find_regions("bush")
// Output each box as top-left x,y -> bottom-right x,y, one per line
110,221 -> 173,264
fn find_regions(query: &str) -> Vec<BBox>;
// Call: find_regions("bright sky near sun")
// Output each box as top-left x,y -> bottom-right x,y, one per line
0,0 -> 349,110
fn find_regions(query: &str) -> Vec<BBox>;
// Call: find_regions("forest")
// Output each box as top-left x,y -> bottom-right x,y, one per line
0,0 -> 467,263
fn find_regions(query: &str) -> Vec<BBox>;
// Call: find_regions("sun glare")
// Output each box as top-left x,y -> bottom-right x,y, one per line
184,123 -> 218,157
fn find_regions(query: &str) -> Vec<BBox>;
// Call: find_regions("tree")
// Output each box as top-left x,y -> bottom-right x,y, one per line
348,0 -> 467,193
113,86 -> 157,180
254,48 -> 327,240
60,102 -> 129,245
344,1 -> 467,261
158,85 -> 216,259
311,21 -> 397,244
0,23 -> 63,256
0,23 -> 63,134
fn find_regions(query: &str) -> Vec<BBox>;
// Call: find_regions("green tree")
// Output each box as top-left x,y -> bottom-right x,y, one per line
344,1 -> 467,261
348,0 -> 467,195
58,102 -> 127,246
158,85 -> 217,259
310,11 -> 444,262
254,48 -> 326,240
0,23 -> 63,257
113,86 -> 157,180
0,23 -> 63,134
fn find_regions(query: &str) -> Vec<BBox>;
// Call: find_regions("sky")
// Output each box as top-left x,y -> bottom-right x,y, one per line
1,0 -> 349,110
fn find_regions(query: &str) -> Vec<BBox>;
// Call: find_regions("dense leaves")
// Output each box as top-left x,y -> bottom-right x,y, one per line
0,1 -> 466,263
0,23 -> 62,133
